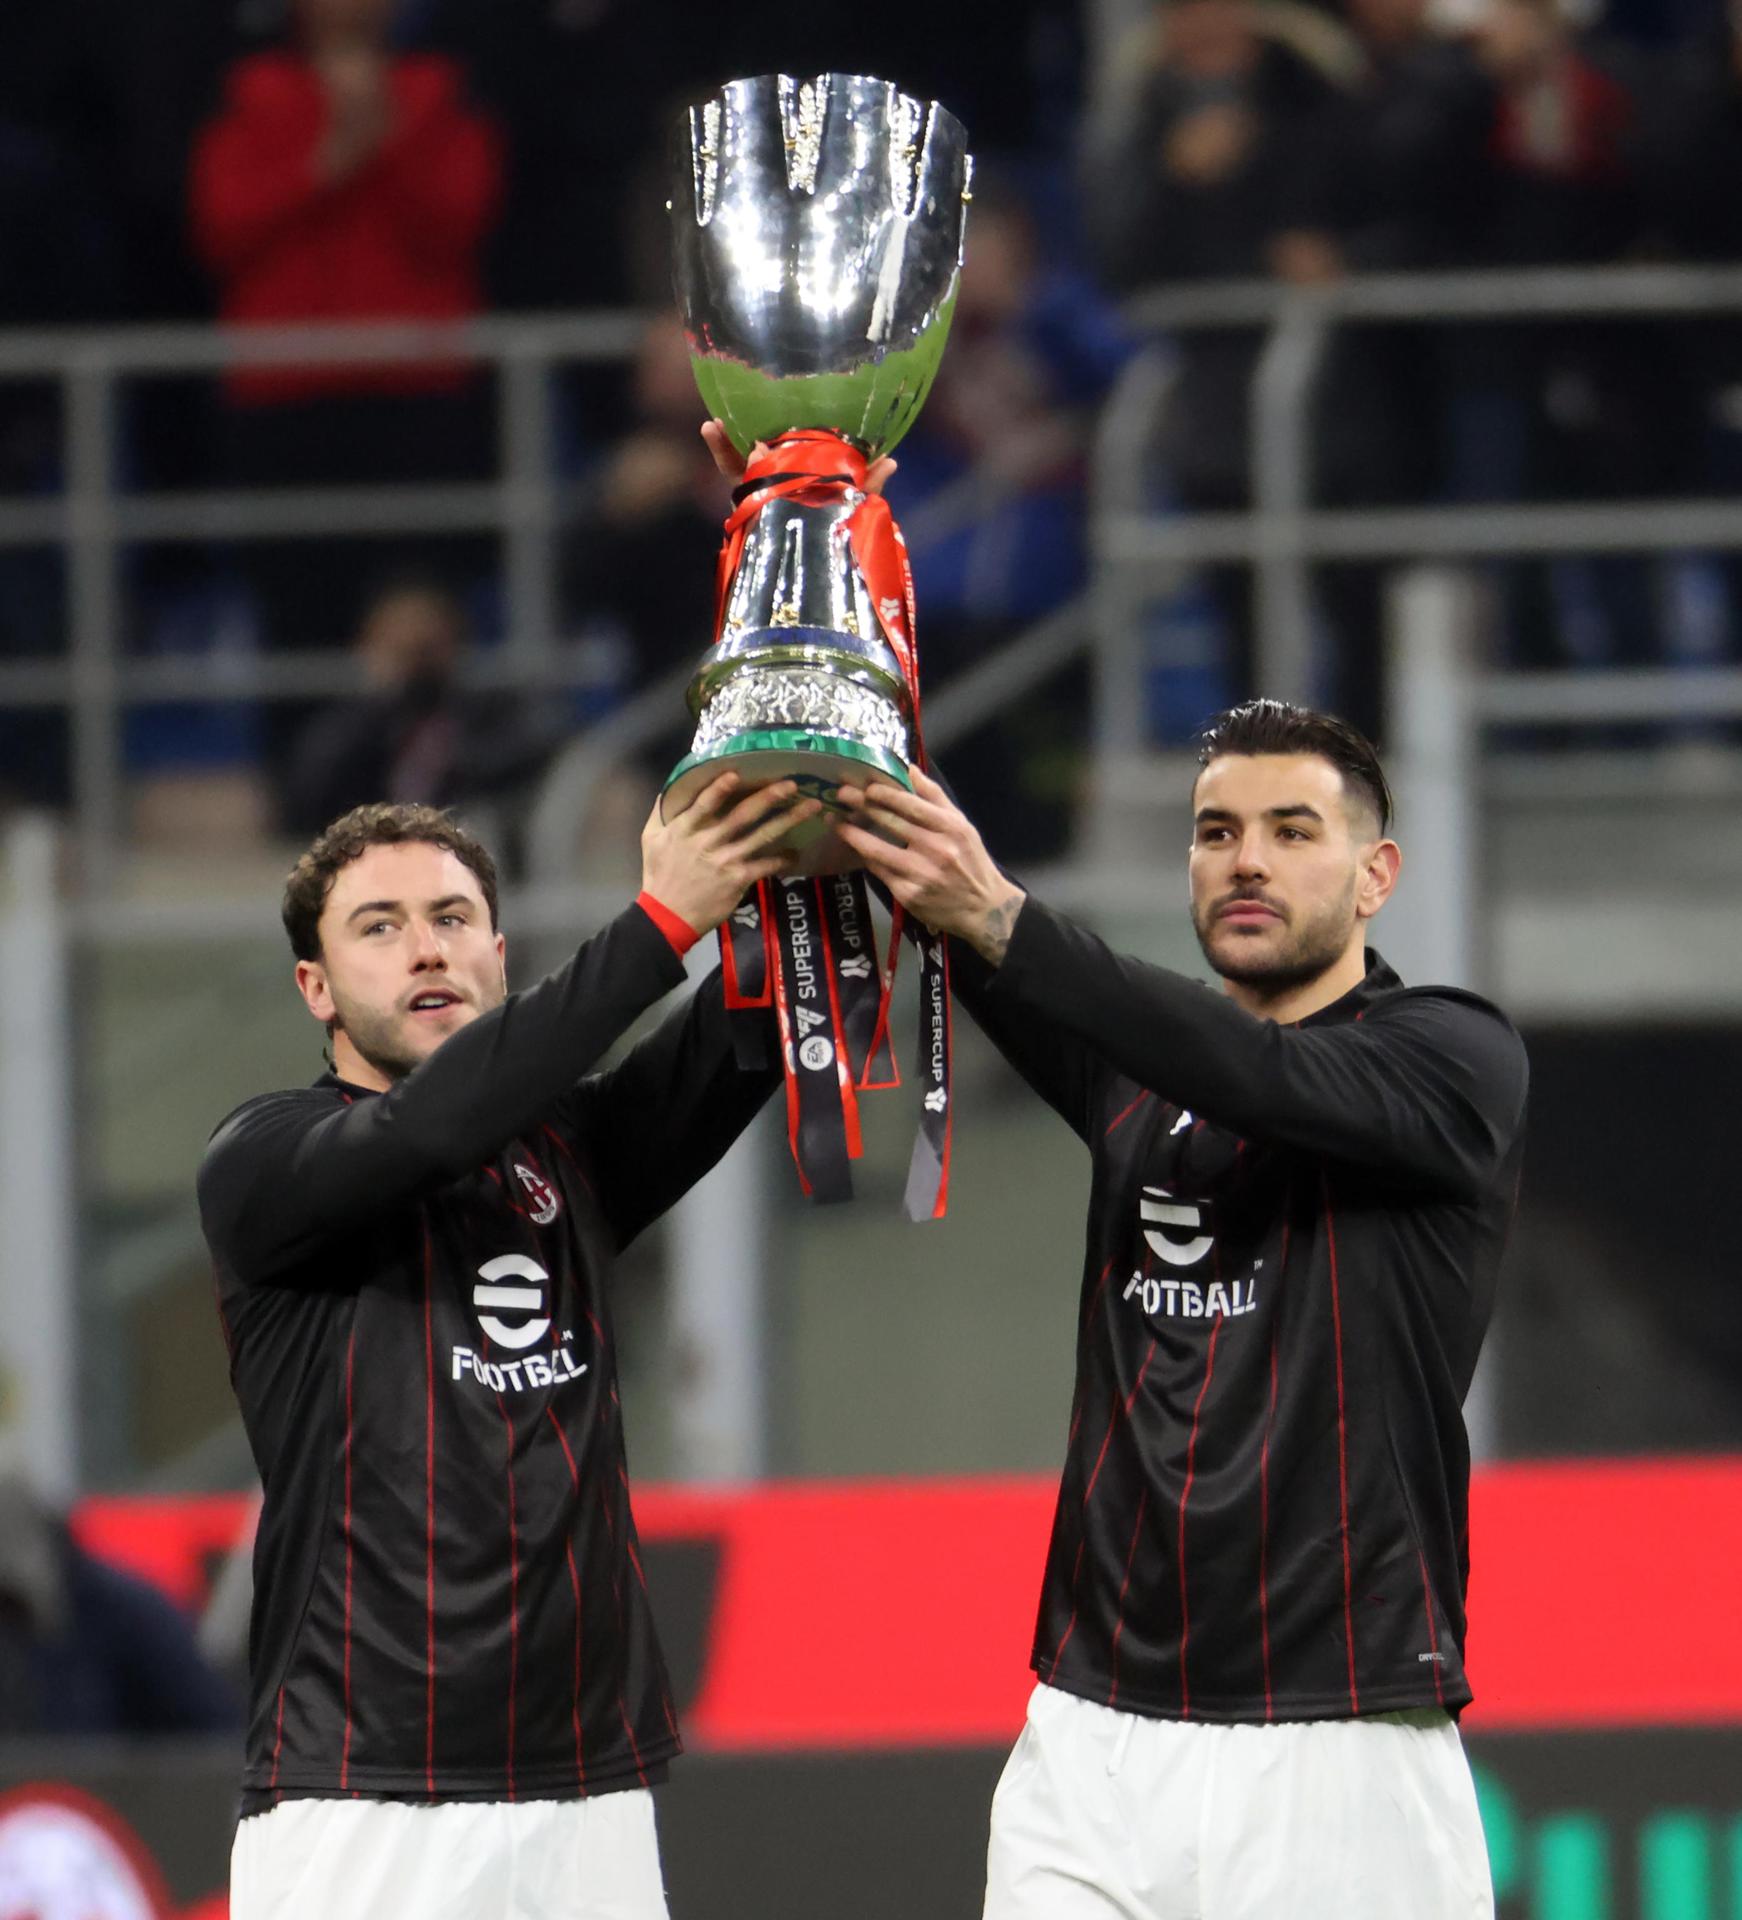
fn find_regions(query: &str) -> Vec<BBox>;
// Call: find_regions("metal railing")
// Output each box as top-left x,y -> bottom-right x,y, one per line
1095,262 -> 1742,755
0,310 -> 1077,895
0,312 -> 651,891
8,266 -> 1742,895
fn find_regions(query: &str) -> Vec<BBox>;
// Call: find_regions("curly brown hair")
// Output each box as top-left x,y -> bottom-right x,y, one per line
282,803 -> 500,962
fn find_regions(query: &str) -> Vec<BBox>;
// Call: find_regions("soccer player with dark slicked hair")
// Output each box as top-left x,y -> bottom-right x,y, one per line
836,699 -> 1526,1920
201,776 -> 818,1920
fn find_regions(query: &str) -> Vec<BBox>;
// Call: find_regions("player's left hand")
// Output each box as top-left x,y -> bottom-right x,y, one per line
834,766 -> 1026,965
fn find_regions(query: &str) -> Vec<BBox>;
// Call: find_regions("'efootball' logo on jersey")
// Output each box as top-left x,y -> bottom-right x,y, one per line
473,1253 -> 551,1350
453,1253 -> 589,1394
514,1163 -> 560,1225
1139,1186 -> 1214,1267
1125,1187 -> 1262,1322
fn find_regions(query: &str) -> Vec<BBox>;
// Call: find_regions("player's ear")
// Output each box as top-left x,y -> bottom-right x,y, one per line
295,957 -> 336,1025
495,930 -> 507,985
1356,839 -> 1402,921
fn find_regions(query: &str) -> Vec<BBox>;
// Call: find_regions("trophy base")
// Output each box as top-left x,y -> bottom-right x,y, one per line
661,730 -> 911,845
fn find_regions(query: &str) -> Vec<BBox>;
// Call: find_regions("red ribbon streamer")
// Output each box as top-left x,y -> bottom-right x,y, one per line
707,428 -> 949,1217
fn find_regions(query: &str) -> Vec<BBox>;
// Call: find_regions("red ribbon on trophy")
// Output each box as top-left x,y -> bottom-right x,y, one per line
716,430 -> 952,1219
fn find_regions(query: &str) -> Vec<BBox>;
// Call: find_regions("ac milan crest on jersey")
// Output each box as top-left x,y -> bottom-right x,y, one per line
514,1162 -> 560,1224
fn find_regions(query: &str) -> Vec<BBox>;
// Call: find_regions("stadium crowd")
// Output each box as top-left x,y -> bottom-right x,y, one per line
1,0 -> 1740,851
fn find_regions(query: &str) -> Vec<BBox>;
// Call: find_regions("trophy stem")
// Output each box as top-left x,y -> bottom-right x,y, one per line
661,428 -> 924,837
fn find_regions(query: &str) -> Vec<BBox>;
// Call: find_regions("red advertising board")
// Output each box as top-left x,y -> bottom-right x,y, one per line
71,1457 -> 1742,1747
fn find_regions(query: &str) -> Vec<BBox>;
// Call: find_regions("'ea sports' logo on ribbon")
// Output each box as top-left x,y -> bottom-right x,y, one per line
473,1253 -> 552,1351
794,1004 -> 834,1072
514,1162 -> 560,1225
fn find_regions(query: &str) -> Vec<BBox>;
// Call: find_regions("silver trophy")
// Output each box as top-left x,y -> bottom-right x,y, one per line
662,73 -> 972,826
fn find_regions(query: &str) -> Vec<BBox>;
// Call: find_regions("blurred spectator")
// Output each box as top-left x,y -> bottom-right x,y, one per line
1269,0 -> 1499,734
1085,0 -> 1352,510
1085,0 -> 1353,724
0,107 -> 124,810
1456,0 -> 1676,691
1311,0 -> 1495,275
1468,0 -> 1634,268
563,315 -> 720,706
904,179 -> 1132,630
895,178 -> 1132,854
189,0 -> 504,671
1630,2 -> 1742,693
0,1468 -> 239,1736
11,0 -> 259,553
8,0 -> 244,327
1634,1 -> 1742,266
281,574 -> 564,840
559,314 -> 731,865
424,0 -> 671,311
1087,0 -> 1350,315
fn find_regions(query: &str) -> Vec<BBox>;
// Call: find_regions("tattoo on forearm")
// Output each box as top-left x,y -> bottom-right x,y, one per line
980,888 -> 1025,965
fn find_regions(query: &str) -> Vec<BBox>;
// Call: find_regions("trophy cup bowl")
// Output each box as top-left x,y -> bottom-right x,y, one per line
662,73 -> 972,831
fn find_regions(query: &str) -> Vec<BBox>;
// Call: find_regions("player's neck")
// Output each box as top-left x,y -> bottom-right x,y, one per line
331,1032 -> 394,1093
1221,938 -> 1368,1027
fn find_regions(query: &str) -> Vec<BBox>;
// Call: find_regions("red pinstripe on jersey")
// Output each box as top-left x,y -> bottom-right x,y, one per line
421,1216 -> 439,1793
546,1408 -> 647,1787
340,1320 -> 357,1790
1417,1548 -> 1447,1708
269,1685 -> 284,1796
1106,1489 -> 1150,1707
1176,1314 -> 1223,1718
1258,1215 -> 1291,1720
1321,1175 -> 1360,1715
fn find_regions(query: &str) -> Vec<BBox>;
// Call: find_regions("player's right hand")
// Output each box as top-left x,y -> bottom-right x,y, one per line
640,773 -> 822,935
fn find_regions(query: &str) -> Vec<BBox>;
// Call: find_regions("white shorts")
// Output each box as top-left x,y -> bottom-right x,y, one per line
984,1684 -> 1493,1920
230,1789 -> 668,1920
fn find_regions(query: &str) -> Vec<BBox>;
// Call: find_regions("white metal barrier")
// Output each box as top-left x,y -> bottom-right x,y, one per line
1100,262 -> 1742,725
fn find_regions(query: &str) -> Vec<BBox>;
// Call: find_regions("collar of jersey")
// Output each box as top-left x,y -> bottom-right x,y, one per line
1297,947 -> 1402,1028
316,1068 -> 383,1099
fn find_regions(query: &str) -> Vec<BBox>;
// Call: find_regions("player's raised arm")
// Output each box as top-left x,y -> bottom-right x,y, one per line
200,780 -> 818,1279
557,961 -> 777,1252
841,757 -> 1524,1200
980,903 -> 1526,1198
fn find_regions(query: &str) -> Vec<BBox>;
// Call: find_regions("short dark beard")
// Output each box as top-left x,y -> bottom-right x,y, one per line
328,992 -> 425,1084
1191,874 -> 1356,999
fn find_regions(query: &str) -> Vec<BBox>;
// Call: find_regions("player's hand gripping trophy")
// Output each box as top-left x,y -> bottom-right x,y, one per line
664,73 -> 972,1215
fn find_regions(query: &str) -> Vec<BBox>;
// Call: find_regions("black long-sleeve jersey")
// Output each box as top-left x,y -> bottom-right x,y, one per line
953,901 -> 1528,1724
198,904 -> 778,1809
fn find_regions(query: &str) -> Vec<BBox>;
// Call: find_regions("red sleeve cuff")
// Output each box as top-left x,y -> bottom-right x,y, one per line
635,891 -> 703,958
